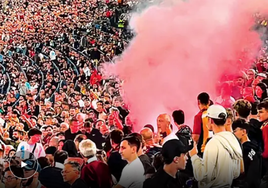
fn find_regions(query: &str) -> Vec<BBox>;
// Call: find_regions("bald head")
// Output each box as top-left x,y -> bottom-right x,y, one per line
157,114 -> 171,133
140,128 -> 153,141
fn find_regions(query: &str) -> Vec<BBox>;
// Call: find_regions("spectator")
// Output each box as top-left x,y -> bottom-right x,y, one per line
16,128 -> 45,159
189,105 -> 242,188
79,139 -> 113,188
143,139 -> 189,188
62,161 -> 87,188
113,134 -> 145,188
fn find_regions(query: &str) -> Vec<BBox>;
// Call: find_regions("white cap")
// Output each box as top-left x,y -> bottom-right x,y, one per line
206,105 -> 227,119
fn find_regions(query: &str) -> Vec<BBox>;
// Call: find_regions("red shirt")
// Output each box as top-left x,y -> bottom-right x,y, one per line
262,122 -> 268,158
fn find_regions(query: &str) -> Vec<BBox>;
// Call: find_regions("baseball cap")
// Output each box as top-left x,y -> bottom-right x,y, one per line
23,159 -> 41,172
161,139 -> 188,164
206,105 -> 227,119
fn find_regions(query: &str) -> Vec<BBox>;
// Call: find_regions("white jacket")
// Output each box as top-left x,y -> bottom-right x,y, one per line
191,131 -> 242,188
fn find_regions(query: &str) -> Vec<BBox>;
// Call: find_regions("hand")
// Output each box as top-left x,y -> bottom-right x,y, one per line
189,142 -> 198,157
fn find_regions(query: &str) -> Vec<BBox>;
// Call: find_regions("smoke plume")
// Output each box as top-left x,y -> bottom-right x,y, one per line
105,0 -> 268,131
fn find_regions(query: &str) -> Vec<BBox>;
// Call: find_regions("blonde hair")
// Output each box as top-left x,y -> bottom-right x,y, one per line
79,139 -> 97,158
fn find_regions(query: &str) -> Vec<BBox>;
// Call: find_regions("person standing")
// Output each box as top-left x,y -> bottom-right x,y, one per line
62,161 -> 88,188
232,119 -> 262,188
16,128 -> 45,159
189,105 -> 242,188
192,92 -> 210,157
143,139 -> 189,188
113,134 -> 145,188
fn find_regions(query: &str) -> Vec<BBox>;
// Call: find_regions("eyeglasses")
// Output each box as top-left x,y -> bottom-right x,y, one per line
2,176 -> 16,182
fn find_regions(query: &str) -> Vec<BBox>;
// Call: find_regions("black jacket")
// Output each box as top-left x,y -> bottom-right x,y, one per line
143,167 -> 184,188
39,166 -> 70,188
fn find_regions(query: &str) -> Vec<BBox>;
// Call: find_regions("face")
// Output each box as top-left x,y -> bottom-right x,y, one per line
235,77 -> 244,87
58,141 -> 64,151
119,140 -> 135,161
30,134 -> 42,143
247,70 -> 255,80
175,153 -> 188,170
3,171 -> 20,188
60,123 -> 68,132
70,121 -> 80,133
255,86 -> 263,98
258,108 -> 268,122
233,128 -> 245,142
62,164 -> 79,184
157,115 -> 169,132
100,124 -> 109,135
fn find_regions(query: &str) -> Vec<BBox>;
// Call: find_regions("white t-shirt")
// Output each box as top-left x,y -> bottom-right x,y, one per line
16,142 -> 46,159
118,157 -> 145,188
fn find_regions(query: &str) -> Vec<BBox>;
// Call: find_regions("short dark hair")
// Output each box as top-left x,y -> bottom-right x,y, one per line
251,102 -> 259,115
5,165 -> 24,178
54,150 -> 68,164
122,133 -> 141,152
28,128 -> 42,139
257,100 -> 268,110
197,92 -> 210,105
172,110 -> 185,125
232,118 -> 250,133
64,161 -> 81,171
110,129 -> 124,145
144,124 -> 154,133
211,117 -> 226,126
233,99 -> 252,119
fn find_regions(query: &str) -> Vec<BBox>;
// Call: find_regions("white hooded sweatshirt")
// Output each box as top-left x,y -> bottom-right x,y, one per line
191,131 -> 243,188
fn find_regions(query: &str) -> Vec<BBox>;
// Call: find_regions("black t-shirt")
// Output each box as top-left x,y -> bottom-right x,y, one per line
64,129 -> 82,141
249,118 -> 263,152
143,167 -> 184,188
71,178 -> 88,188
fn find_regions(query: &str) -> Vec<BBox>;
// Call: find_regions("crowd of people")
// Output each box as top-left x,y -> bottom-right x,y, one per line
0,0 -> 267,188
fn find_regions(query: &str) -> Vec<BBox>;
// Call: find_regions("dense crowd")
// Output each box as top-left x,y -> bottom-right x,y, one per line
0,0 -> 267,188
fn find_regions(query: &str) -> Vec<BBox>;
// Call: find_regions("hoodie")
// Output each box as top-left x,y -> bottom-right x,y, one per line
191,131 -> 242,188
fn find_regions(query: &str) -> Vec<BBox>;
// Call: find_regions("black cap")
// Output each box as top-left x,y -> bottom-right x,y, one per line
161,139 -> 188,164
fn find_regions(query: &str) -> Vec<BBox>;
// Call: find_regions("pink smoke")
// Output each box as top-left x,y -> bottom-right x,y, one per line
105,0 -> 268,131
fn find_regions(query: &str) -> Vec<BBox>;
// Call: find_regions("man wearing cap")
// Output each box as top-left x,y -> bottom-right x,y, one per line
143,139 -> 189,188
189,104 -> 243,188
232,119 -> 262,188
23,159 -> 45,188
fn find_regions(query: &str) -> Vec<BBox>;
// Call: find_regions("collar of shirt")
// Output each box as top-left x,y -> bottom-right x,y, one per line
87,156 -> 98,164
55,162 -> 64,169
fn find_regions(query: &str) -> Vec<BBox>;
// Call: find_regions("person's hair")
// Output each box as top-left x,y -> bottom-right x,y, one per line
233,99 -> 252,119
74,134 -> 86,144
225,108 -> 234,121
256,82 -> 268,100
38,157 -> 50,169
79,139 -> 97,158
251,102 -> 259,115
28,128 -> 42,139
62,140 -> 78,157
257,100 -> 268,110
121,133 -> 142,152
232,118 -> 250,133
54,150 -> 68,164
56,132 -> 65,137
211,116 -> 226,126
172,110 -> 185,125
64,161 -> 81,172
143,124 -> 154,133
45,146 -> 57,155
97,100 -> 103,106
5,165 -> 24,178
8,149 -> 16,158
197,92 -> 210,105
110,129 -> 124,145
